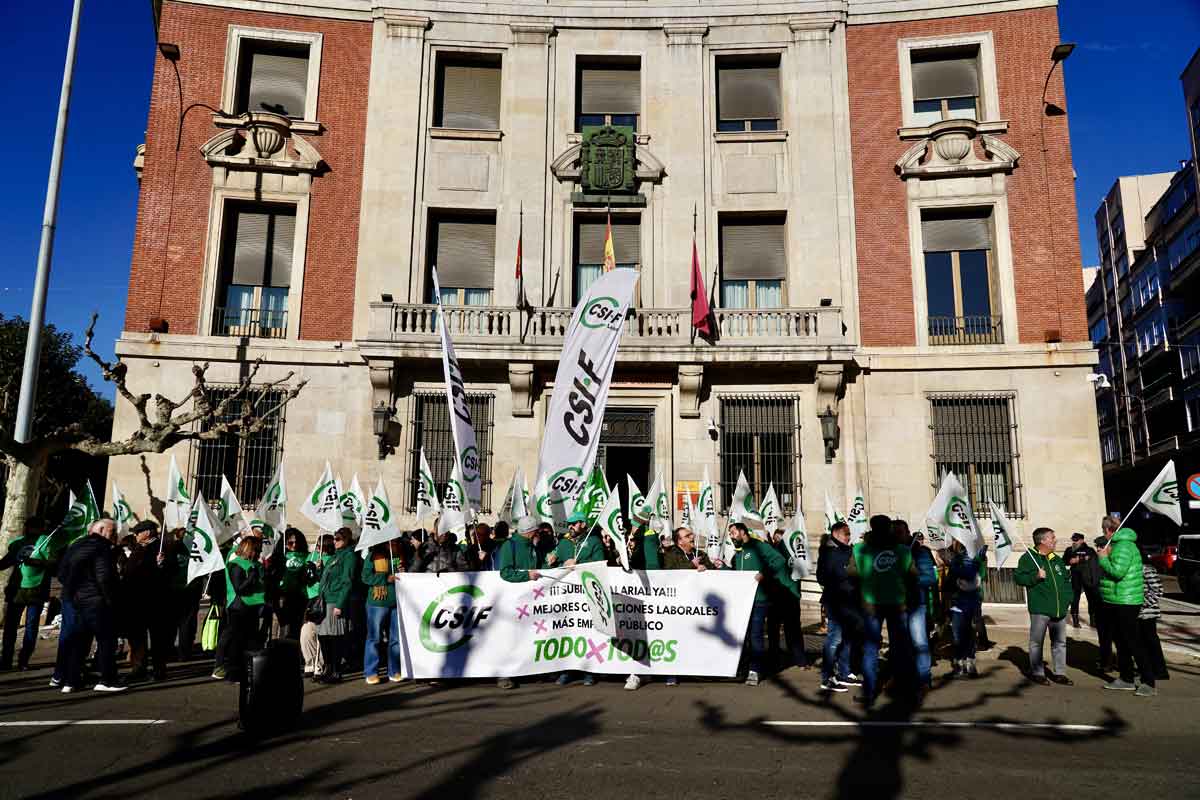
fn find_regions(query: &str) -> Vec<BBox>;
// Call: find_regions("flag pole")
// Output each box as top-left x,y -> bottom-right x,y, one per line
690,204 -> 698,346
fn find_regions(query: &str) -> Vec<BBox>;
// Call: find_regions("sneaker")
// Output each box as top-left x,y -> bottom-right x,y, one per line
745,670 -> 760,687
950,660 -> 963,677
1104,679 -> 1137,691
555,673 -> 572,686
93,683 -> 127,693
497,677 -> 516,690
966,660 -> 979,678
624,674 -> 642,691
837,674 -> 862,687
211,667 -> 226,680
1048,674 -> 1074,686
388,675 -> 404,683
820,678 -> 848,693
665,677 -> 679,687
1134,684 -> 1156,697
48,677 -> 62,688
582,675 -> 596,687
303,666 -> 314,675
60,685 -> 76,694
365,675 -> 381,685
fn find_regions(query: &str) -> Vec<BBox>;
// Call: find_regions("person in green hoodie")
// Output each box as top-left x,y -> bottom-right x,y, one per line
314,527 -> 356,684
1098,526 -> 1155,696
214,535 -> 265,681
1,517 -> 53,671
361,542 -> 404,684
546,512 -> 606,568
726,522 -> 802,686
1014,527 -> 1074,686
496,516 -> 543,690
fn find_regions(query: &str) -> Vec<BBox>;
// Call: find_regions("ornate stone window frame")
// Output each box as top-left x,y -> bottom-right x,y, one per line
907,193 -> 1018,348
897,31 -> 999,134
219,26 -> 324,133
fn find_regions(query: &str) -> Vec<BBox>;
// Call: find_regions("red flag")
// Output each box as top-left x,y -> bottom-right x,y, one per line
516,211 -> 527,310
690,238 -> 712,339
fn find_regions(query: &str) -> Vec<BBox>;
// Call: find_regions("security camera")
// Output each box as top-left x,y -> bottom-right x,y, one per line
707,418 -> 719,440
1086,373 -> 1111,390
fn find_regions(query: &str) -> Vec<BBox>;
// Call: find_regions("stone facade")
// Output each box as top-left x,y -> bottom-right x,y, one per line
111,0 -> 1103,579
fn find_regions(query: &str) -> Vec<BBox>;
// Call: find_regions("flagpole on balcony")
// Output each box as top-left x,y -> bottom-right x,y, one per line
691,204 -> 697,346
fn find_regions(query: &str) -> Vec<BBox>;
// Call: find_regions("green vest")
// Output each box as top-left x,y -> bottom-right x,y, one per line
225,556 -> 265,607
18,535 -> 49,591
305,552 -> 326,600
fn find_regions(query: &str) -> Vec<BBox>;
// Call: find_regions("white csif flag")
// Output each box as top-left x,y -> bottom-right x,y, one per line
649,469 -> 670,522
1130,459 -> 1182,527
164,454 -> 191,531
535,268 -> 640,517
438,461 -> 469,536
216,476 -> 246,544
758,484 -> 782,534
925,471 -> 985,557
339,474 -> 366,536
300,461 -> 343,532
253,460 -> 288,541
987,500 -> 1016,568
533,472 -> 570,536
730,470 -> 764,533
846,489 -> 868,544
415,448 -> 442,525
698,466 -> 720,555
596,485 -> 631,571
499,468 -> 529,526
357,478 -> 402,552
111,482 -> 138,537
627,474 -> 648,523
783,512 -> 812,580
823,492 -> 845,535
187,492 -> 226,585
432,268 -> 483,512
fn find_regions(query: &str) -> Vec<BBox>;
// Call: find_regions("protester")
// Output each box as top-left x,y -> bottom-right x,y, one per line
816,521 -> 862,694
1095,516 -> 1120,671
725,522 -> 802,687
1063,533 -> 1100,628
1098,527 -> 1155,696
214,535 -> 265,682
314,528 -> 357,684
897,519 -> 937,696
301,533 -> 333,676
495,516 -> 543,689
361,543 -> 403,684
847,515 -> 914,707
276,528 -> 312,640
1014,528 -> 1074,686
173,527 -> 204,660
123,520 -> 180,681
947,540 -> 988,678
1139,556 -> 1169,682
415,530 -> 471,573
1,517 -> 53,672
547,512 -> 605,568
767,530 -> 808,675
58,519 -> 125,693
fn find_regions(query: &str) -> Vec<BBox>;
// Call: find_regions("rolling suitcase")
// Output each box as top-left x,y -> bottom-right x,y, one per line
239,637 -> 304,736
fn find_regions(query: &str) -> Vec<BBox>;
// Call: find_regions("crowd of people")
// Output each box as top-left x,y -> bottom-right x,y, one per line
0,505 -> 1173,704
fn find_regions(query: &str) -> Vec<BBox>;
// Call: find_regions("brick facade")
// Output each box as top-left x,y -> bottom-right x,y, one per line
847,7 -> 1087,347
125,1 -> 370,340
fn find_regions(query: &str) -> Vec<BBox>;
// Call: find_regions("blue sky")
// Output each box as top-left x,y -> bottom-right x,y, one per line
1,1 -> 1198,395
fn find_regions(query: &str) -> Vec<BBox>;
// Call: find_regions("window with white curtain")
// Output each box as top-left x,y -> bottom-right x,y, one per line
235,40 -> 310,118
427,212 -> 496,306
910,46 -> 981,126
573,216 -> 640,304
718,215 -> 786,310
216,202 -> 294,338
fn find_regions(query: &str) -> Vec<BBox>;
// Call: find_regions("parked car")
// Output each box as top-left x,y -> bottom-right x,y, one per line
1177,533 -> 1200,601
1147,544 -> 1178,574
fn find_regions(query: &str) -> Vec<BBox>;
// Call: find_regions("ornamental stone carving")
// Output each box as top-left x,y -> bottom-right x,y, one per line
895,119 -> 1019,180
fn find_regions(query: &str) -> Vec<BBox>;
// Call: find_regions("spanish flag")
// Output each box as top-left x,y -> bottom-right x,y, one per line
602,212 -> 616,272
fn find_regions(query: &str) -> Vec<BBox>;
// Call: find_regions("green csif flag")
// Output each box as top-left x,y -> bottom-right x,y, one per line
575,466 -> 610,527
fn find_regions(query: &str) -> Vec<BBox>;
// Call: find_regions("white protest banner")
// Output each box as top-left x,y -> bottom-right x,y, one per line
438,461 -> 469,536
357,478 -> 402,551
987,500 -> 1016,568
784,513 -> 812,580
164,454 -> 191,531
186,492 -> 226,585
759,484 -> 782,534
535,269 -> 640,516
415,448 -> 441,525
432,268 -> 482,511
300,461 -> 343,532
253,460 -> 288,538
111,482 -> 137,537
1125,459 -> 1181,527
846,489 -> 868,544
394,567 -> 758,679
926,471 -> 985,557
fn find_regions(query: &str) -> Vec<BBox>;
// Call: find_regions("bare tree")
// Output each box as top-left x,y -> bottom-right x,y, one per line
0,314 -> 306,618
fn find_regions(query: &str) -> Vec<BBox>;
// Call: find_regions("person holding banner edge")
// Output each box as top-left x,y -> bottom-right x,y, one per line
550,511 -> 605,687
496,516 -> 543,690
726,522 -> 802,687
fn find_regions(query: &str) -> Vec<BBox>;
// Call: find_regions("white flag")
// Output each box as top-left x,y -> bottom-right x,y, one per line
164,454 -> 191,531
823,492 -> 845,535
300,461 -> 343,532
216,476 -> 246,544
187,492 -> 226,585
535,269 -> 640,516
433,268 -> 483,512
759,484 -> 782,534
730,470 -> 764,533
783,513 -> 812,580
597,485 -> 631,571
498,468 -> 527,526
438,461 -> 469,536
111,482 -> 138,537
533,472 -> 570,536
627,474 -> 648,523
649,469 -> 670,522
415,448 -> 442,525
987,500 -> 1016,568
1133,459 -> 1182,526
925,471 -> 985,557
339,474 -> 366,535
253,460 -> 288,536
914,511 -> 949,551
683,489 -> 698,532
846,489 -> 868,544
698,466 -> 721,556
357,478 -> 402,551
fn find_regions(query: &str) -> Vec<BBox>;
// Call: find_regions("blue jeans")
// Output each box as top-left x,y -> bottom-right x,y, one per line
745,603 -> 769,675
862,605 -> 910,702
951,609 -> 976,661
908,604 -> 931,687
2,600 -> 43,668
822,611 -> 850,682
364,604 -> 401,679
51,599 -> 80,683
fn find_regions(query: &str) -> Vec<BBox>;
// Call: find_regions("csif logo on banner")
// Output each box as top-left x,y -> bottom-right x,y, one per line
1153,481 -> 1178,505
606,507 -> 627,538
945,496 -> 972,529
848,497 -> 865,521
420,585 -> 493,653
564,350 -> 606,447
363,494 -> 391,531
580,296 -> 624,331
460,446 -> 480,483
581,570 -> 614,633
447,353 -> 473,426
540,467 -> 584,513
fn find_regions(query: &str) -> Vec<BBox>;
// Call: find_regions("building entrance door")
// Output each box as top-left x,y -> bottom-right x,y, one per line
598,408 -> 654,516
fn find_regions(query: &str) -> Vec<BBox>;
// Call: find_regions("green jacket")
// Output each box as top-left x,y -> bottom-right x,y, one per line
729,538 -> 801,603
662,545 -> 713,571
305,552 -> 326,600
319,547 -> 357,609
552,532 -> 606,566
498,535 -> 542,582
362,553 -> 404,607
1098,528 -> 1144,606
1013,548 -> 1073,618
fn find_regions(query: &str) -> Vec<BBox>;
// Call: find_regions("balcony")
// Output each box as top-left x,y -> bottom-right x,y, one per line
361,302 -> 849,363
212,307 -> 288,339
1169,243 -> 1200,292
1143,384 -> 1175,410
927,315 -> 1004,346
1149,435 -> 1180,456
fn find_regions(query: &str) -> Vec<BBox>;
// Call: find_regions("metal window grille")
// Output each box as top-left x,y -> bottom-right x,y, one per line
406,392 -> 495,513
717,395 -> 802,518
190,385 -> 287,509
928,392 -> 1023,517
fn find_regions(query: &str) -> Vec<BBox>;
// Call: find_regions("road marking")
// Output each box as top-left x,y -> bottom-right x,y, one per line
762,720 -> 1107,732
0,720 -> 169,727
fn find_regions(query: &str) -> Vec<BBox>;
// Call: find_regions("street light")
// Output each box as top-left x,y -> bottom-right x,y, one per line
373,402 -> 395,459
1038,42 -> 1075,345
818,405 -> 840,465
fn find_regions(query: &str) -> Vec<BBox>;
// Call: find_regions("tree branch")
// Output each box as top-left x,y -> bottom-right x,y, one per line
82,313 -> 151,432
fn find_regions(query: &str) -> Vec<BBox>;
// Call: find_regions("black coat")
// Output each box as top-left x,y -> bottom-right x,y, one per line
59,534 -> 118,609
817,537 -> 858,611
1063,544 -> 1101,590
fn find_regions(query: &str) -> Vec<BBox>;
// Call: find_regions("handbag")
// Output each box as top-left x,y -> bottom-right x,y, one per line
306,596 -> 326,624
201,604 -> 222,652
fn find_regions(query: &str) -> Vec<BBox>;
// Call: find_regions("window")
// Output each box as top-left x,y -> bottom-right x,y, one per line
577,60 -> 640,131
1180,343 -> 1200,379
718,396 -> 801,519
1089,318 -> 1108,343
929,393 -> 1022,517
910,46 -> 980,126
1167,215 -> 1200,271
433,54 -> 502,130
715,54 -> 781,132
573,216 -> 640,304
1101,432 -> 1118,464
427,212 -> 496,306
921,207 -> 1001,344
235,39 -> 311,118
215,202 -> 294,338
191,385 -> 287,507
1187,394 -> 1200,432
719,215 -> 786,310
406,392 -> 495,513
